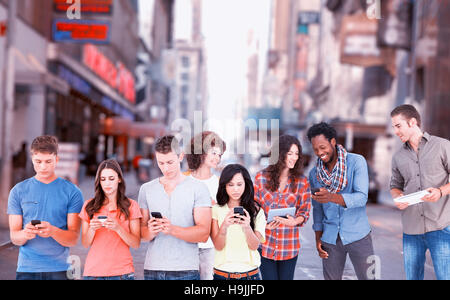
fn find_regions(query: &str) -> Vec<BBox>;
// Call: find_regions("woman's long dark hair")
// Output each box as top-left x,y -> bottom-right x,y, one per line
264,135 -> 304,193
216,164 -> 260,230
85,159 -> 131,220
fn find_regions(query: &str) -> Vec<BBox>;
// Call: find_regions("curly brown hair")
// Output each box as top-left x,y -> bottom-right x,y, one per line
263,135 -> 304,193
185,131 -> 226,171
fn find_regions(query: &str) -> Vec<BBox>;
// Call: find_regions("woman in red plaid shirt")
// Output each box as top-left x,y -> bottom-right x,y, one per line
254,135 -> 312,280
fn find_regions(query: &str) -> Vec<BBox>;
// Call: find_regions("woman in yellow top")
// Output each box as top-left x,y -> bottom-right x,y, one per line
211,164 -> 266,280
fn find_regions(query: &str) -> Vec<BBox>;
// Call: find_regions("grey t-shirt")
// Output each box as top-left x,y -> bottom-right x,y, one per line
138,176 -> 211,271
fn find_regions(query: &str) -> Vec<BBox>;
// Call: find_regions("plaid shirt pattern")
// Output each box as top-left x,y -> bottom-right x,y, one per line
254,171 -> 312,261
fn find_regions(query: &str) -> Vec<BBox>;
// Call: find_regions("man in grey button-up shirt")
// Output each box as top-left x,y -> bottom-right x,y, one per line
390,104 -> 450,280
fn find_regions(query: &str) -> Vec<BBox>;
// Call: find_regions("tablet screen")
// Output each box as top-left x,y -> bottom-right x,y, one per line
267,207 -> 296,223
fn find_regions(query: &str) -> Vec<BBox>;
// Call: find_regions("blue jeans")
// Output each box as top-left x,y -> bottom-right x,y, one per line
84,273 -> 135,280
403,226 -> 450,280
259,249 -> 298,280
16,271 -> 69,280
144,270 -> 200,280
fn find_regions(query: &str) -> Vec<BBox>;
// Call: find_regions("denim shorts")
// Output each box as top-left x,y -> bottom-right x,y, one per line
84,273 -> 135,280
144,270 -> 200,280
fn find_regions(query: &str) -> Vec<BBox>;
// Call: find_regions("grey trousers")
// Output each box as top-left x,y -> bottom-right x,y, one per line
321,233 -> 375,280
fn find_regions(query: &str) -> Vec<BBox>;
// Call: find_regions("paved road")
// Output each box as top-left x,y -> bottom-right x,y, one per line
294,203 -> 436,280
0,203 -> 437,280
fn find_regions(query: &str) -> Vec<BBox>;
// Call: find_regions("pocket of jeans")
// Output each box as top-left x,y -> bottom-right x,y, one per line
121,273 -> 135,280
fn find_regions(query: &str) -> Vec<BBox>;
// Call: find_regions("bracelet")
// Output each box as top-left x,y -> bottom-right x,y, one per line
438,188 -> 443,198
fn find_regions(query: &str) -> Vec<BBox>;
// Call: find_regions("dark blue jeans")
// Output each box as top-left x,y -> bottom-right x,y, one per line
16,271 -> 69,280
259,249 -> 298,280
144,270 -> 200,280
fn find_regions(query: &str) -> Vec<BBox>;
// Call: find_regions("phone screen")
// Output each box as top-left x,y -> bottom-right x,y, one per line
151,212 -> 163,219
234,206 -> 245,216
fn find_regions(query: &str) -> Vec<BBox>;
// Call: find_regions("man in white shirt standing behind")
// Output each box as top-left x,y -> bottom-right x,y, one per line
185,131 -> 227,280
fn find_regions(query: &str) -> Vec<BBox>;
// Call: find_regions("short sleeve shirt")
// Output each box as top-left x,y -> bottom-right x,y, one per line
212,204 -> 266,272
79,199 -> 142,277
7,177 -> 83,272
138,176 -> 211,271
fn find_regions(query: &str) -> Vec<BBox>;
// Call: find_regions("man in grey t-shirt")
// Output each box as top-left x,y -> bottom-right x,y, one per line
390,105 -> 450,280
138,135 -> 212,280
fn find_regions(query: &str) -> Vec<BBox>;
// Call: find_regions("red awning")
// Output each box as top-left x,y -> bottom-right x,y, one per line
100,117 -> 167,138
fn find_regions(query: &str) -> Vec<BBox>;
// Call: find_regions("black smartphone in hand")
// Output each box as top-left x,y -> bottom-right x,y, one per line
31,220 -> 41,226
151,212 -> 163,219
233,206 -> 245,216
311,188 -> 321,195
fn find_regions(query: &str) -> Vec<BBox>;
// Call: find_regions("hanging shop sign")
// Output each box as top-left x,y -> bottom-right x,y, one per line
298,11 -> 320,25
53,0 -> 113,15
83,44 -> 136,103
52,19 -> 110,44
377,0 -> 413,50
340,13 -> 384,67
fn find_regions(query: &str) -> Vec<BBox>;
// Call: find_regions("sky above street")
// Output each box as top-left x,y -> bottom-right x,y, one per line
195,0 -> 271,145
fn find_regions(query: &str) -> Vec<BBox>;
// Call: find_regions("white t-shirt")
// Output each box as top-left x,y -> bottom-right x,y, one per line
190,174 -> 219,249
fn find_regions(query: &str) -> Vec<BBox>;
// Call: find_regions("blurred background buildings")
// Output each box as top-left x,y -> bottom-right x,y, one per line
0,0 -> 449,228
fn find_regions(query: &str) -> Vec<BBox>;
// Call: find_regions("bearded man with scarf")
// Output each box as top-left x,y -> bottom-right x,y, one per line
307,122 -> 375,280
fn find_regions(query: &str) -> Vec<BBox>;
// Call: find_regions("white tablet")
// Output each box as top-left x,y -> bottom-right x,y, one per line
267,207 -> 296,223
393,190 -> 430,206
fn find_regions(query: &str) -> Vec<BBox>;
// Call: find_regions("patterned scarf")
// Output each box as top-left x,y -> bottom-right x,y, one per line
316,144 -> 348,193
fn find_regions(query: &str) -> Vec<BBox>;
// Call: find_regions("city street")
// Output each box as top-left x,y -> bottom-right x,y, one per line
0,172 -> 437,280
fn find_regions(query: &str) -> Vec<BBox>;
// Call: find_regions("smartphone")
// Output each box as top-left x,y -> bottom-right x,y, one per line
233,206 -> 245,216
311,187 -> 321,195
97,216 -> 107,226
31,220 -> 41,226
151,212 -> 163,219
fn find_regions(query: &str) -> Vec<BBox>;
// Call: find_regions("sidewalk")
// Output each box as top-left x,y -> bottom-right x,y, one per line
0,171 -> 143,249
0,228 -> 11,250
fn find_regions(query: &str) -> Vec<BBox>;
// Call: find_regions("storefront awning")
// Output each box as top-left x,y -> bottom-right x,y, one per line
100,117 -> 167,138
331,121 -> 387,138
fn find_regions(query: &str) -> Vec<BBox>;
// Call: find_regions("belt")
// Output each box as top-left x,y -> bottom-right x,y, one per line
213,268 -> 259,279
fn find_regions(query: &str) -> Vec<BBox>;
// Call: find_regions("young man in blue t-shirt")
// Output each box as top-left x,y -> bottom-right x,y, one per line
7,135 -> 83,280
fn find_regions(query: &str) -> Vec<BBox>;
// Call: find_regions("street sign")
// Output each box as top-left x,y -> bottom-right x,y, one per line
298,11 -> 320,25
340,13 -> 385,67
53,0 -> 113,15
52,19 -> 111,44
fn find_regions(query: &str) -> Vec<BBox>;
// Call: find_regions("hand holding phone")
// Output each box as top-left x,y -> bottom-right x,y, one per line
311,188 -> 321,195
